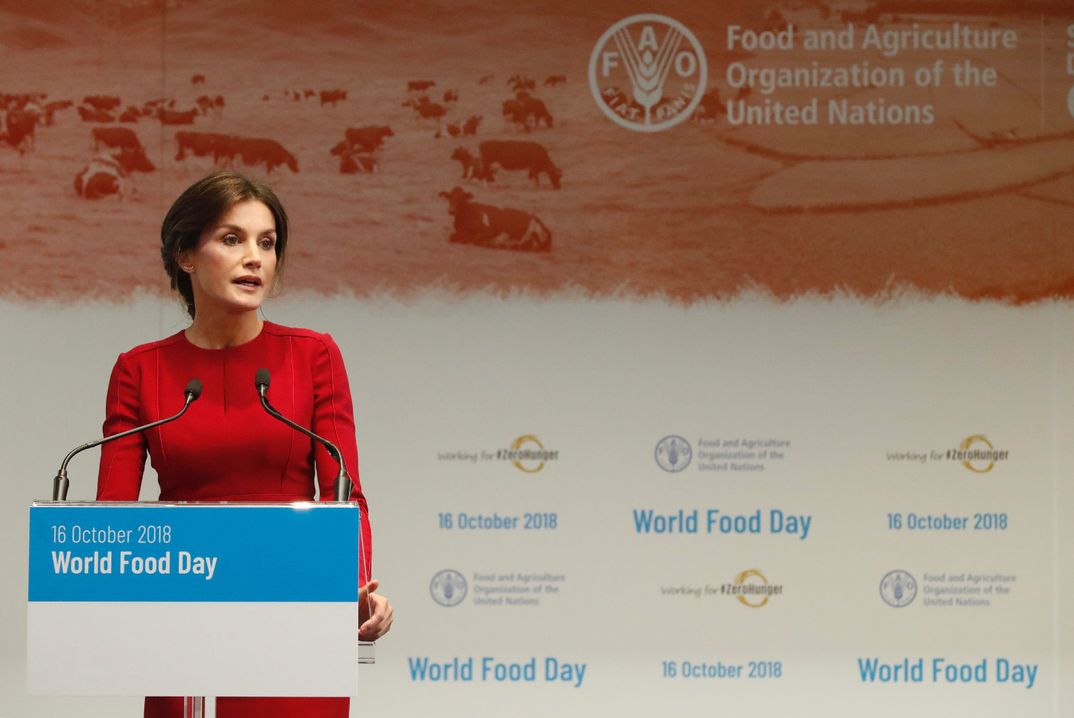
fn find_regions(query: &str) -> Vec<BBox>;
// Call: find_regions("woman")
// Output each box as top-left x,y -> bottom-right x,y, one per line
97,170 -> 392,717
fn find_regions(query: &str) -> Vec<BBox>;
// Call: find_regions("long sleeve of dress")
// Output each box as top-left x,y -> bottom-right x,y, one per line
311,333 -> 373,585
96,352 -> 147,501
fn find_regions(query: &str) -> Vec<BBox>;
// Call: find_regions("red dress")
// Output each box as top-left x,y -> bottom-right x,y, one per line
97,321 -> 370,718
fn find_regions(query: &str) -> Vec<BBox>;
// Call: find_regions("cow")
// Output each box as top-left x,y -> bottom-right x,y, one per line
443,89 -> 458,103
73,149 -> 153,199
403,96 -> 447,120
478,140 -> 561,189
75,155 -> 127,199
118,106 -> 140,123
3,109 -> 38,153
159,108 -> 197,125
408,79 -> 436,92
77,105 -> 115,122
320,89 -> 347,106
92,126 -> 143,153
444,123 -> 461,137
544,75 -> 567,86
501,95 -> 553,131
449,147 -> 493,182
83,95 -> 121,111
439,186 -> 551,252
303,89 -> 315,99
342,125 -> 393,153
234,137 -> 298,173
192,74 -> 206,84
175,131 -> 234,162
462,115 -> 482,135
478,74 -> 494,85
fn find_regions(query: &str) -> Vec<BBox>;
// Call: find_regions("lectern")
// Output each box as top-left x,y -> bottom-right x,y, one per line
28,502 -> 362,716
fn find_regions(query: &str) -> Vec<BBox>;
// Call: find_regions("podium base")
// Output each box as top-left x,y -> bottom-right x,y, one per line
184,696 -> 215,718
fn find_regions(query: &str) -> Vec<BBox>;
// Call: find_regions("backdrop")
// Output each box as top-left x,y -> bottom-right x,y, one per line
1,1 -> 1072,716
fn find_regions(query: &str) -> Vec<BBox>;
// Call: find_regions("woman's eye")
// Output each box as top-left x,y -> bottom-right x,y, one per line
259,238 -> 276,250
222,234 -> 240,245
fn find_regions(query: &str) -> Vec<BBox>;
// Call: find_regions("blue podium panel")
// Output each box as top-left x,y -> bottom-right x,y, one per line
27,502 -> 361,697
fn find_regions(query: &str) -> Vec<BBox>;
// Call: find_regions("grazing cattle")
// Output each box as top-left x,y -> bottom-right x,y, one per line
83,95 -> 121,111
3,109 -> 39,153
445,123 -> 461,137
234,137 -> 298,173
303,89 -> 315,99
343,125 -> 393,153
73,149 -> 152,199
191,74 -> 206,84
92,126 -> 144,153
415,101 -> 446,120
175,131 -> 234,162
462,115 -> 482,135
478,74 -> 494,85
449,147 -> 493,182
443,89 -> 458,103
158,108 -> 198,125
78,105 -> 115,122
501,95 -> 553,131
75,156 -> 126,199
320,89 -> 347,106
404,96 -> 446,120
439,186 -> 551,252
119,106 -> 140,123
407,79 -> 436,92
544,75 -> 567,86
261,94 -> 270,101
479,140 -> 561,189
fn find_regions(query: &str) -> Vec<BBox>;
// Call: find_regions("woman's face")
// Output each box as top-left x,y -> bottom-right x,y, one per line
179,199 -> 278,316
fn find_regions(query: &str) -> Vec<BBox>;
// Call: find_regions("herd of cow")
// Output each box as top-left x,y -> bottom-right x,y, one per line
1,72 -> 578,253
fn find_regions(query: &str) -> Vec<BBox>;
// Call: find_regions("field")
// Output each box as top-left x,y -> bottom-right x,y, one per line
0,0 -> 1071,303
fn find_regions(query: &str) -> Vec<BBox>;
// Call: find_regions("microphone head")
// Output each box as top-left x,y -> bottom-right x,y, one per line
185,378 -> 203,401
255,368 -> 271,392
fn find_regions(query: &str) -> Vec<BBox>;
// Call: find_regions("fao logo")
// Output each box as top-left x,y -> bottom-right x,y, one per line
879,570 -> 917,608
430,569 -> 467,607
655,435 -> 692,472
589,14 -> 708,132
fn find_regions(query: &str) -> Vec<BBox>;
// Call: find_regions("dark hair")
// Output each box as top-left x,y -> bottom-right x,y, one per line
161,170 -> 289,318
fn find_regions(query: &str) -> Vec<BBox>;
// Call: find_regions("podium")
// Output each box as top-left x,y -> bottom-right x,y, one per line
27,501 -> 363,712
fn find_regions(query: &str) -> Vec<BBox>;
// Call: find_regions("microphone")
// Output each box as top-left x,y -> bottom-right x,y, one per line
255,368 -> 354,502
53,378 -> 202,501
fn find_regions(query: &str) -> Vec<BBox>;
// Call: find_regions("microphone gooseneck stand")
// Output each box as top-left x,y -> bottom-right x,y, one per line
254,368 -> 354,502
52,378 -> 203,501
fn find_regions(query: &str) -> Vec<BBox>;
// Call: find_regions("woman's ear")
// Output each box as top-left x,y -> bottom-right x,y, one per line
177,251 -> 194,273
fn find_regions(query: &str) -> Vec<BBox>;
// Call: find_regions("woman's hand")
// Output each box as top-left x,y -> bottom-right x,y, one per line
358,579 -> 394,640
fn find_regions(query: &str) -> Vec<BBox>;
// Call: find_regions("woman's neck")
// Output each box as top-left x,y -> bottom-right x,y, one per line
185,310 -> 264,349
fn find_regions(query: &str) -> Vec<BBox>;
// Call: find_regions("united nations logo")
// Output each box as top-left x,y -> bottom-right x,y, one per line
879,570 -> 917,608
655,435 -> 692,472
430,569 -> 467,607
589,14 -> 708,132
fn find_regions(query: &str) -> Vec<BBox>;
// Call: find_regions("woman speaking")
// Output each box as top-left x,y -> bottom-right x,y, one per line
96,170 -> 392,717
